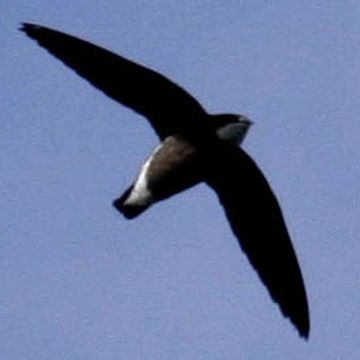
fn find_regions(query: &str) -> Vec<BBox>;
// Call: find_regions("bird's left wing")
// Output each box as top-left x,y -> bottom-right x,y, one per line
21,23 -> 207,140
203,143 -> 310,338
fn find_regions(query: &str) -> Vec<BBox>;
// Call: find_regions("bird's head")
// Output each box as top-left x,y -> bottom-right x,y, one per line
210,113 -> 253,145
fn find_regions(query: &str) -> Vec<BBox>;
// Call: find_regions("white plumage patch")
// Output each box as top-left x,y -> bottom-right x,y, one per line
216,123 -> 249,145
124,144 -> 162,207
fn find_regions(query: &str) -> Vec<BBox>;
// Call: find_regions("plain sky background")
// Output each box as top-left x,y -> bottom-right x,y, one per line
1,1 -> 360,359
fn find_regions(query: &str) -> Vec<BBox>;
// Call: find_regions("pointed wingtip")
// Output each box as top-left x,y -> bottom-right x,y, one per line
19,22 -> 32,32
19,23 -> 43,36
283,294 -> 310,340
299,320 -> 310,341
290,307 -> 310,340
298,326 -> 310,341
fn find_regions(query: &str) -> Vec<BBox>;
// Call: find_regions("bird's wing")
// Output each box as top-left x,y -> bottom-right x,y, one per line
203,143 -> 310,338
21,23 -> 207,140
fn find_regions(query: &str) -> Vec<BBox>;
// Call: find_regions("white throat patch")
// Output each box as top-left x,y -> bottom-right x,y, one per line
216,123 -> 249,145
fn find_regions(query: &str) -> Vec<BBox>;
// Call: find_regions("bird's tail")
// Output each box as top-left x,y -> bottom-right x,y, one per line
113,186 -> 149,219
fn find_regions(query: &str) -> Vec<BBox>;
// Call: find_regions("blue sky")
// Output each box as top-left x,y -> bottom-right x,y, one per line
2,1 -> 360,359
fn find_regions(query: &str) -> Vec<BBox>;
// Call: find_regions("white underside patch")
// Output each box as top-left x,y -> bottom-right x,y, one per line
124,144 -> 163,207
216,123 -> 248,145
125,123 -> 247,207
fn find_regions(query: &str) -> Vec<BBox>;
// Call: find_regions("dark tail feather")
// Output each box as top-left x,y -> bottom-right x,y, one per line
113,186 -> 149,219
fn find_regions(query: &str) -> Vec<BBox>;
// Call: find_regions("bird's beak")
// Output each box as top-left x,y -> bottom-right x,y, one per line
239,116 -> 254,127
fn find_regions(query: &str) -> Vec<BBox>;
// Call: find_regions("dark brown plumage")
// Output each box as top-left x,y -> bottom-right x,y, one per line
21,23 -> 310,338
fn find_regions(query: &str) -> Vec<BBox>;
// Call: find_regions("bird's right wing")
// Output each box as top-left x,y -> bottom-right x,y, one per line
21,23 -> 207,140
203,143 -> 310,338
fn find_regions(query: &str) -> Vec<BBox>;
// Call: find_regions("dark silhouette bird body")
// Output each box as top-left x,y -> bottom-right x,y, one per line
21,23 -> 310,338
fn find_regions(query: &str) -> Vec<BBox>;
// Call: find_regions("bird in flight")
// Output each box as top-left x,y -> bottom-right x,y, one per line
21,23 -> 310,338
